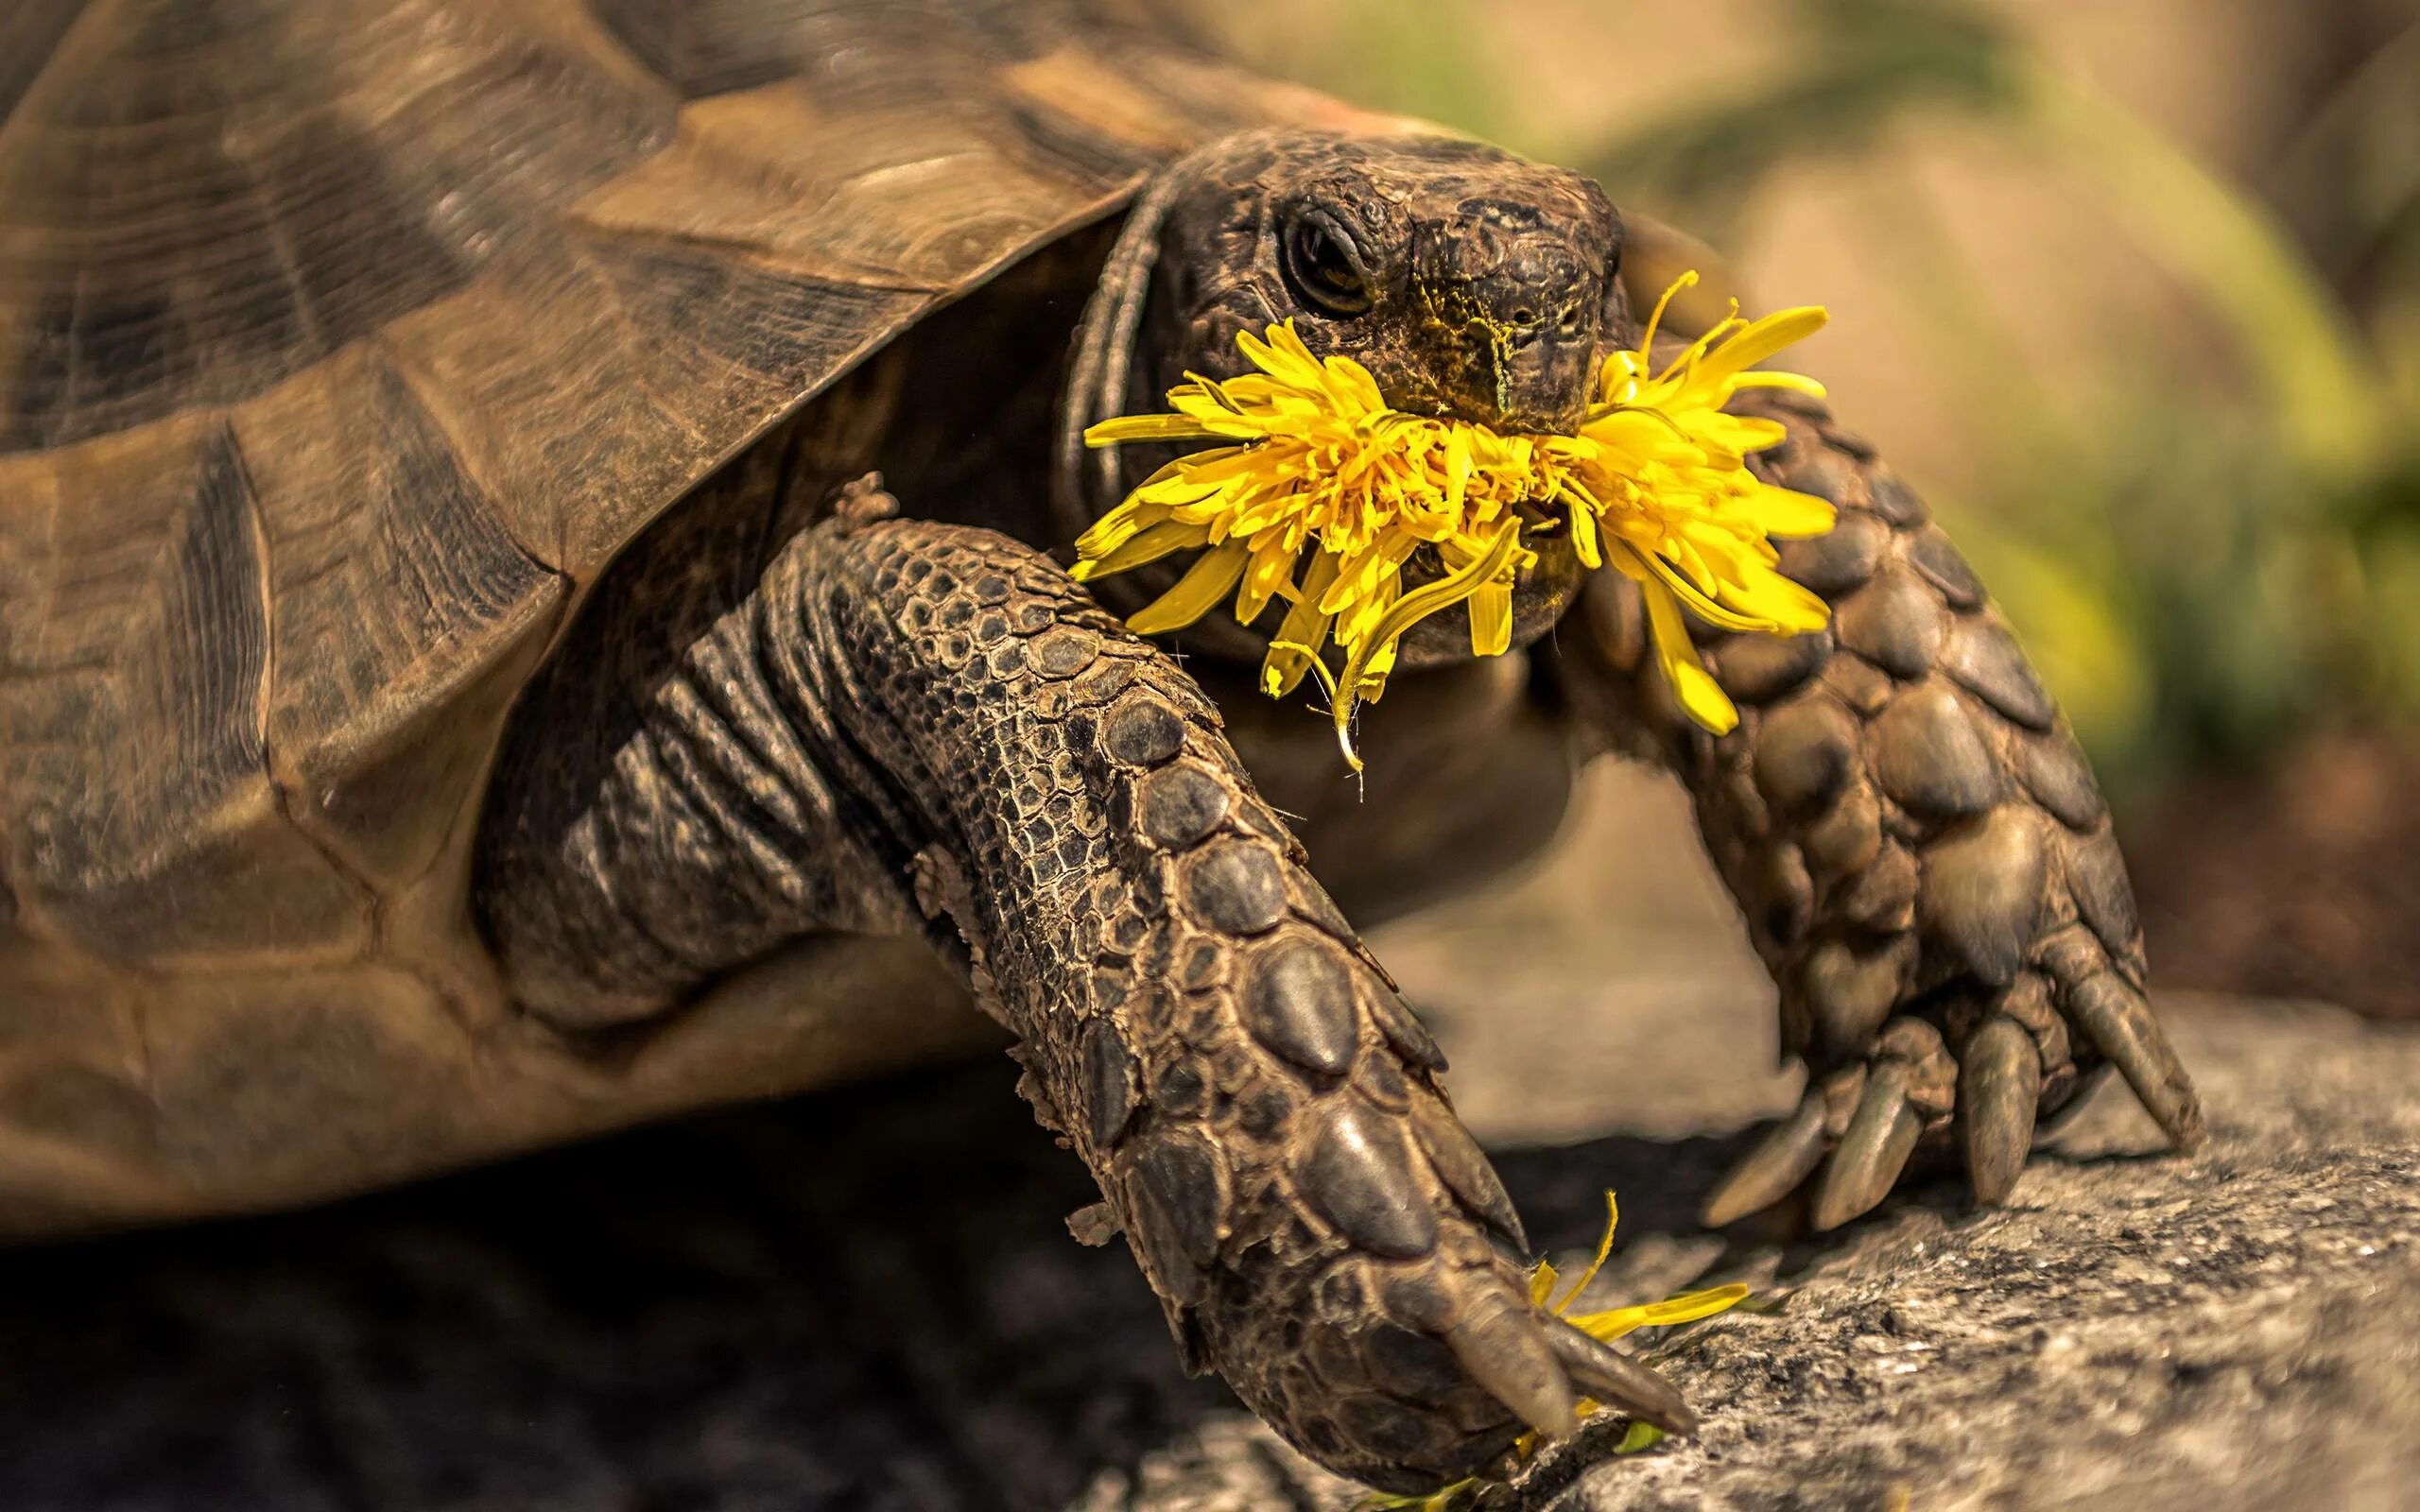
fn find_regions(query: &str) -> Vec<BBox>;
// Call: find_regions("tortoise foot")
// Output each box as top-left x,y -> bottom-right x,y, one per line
1705,936 -> 2204,1231
1558,380 -> 2204,1231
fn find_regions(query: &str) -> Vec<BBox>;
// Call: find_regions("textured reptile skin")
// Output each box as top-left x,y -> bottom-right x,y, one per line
1058,129 -> 1621,669
477,127 -> 2199,1491
1562,384 -> 2202,1223
490,484 -> 1599,1492
783,500 -> 1564,1490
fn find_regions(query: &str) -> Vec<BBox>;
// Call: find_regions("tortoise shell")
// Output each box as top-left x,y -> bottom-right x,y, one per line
0,0 -> 1392,1233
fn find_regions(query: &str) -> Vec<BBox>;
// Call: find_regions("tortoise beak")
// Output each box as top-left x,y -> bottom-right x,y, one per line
1415,317 -> 1599,434
1392,505 -> 1588,668
1398,216 -> 1605,433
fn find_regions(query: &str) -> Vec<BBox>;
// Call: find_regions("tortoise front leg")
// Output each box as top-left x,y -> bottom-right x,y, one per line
479,479 -> 1691,1495
1559,394 -> 2204,1230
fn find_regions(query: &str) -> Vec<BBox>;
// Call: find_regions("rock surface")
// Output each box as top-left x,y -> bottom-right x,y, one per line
1,767 -> 2413,1511
1082,996 -> 2420,1512
1083,770 -> 2420,1511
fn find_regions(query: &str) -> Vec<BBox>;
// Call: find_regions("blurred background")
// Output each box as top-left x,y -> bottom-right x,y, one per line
1188,0 -> 2420,1020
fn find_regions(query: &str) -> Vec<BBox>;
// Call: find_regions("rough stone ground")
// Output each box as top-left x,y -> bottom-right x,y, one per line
2,766 -> 2412,1510
1079,768 -> 2420,1512
1088,995 -> 2420,1512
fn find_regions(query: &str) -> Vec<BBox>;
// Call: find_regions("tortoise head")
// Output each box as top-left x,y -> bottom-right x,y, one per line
1058,129 -> 1628,667
1146,129 -> 1622,435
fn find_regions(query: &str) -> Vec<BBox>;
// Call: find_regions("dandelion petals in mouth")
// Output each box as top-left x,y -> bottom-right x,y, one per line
1078,279 -> 1836,767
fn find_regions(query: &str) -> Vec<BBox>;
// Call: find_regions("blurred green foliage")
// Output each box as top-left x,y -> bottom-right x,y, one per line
1216,0 -> 2420,798
1578,0 -> 2420,796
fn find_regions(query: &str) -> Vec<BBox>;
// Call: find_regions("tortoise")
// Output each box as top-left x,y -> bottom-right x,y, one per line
0,0 -> 2204,1495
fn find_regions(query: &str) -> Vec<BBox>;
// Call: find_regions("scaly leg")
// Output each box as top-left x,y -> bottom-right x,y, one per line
480,479 -> 1691,1494
1558,393 -> 2203,1229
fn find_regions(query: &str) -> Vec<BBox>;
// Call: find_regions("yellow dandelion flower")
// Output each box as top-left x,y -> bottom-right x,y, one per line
1075,273 -> 1836,767
1530,1191 -> 1753,1374
1351,1191 -> 1752,1512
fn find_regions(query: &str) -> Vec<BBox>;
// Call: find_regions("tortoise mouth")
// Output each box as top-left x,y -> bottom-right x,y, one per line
1392,502 -> 1588,668
1076,497 -> 1589,674
1382,375 -> 1596,439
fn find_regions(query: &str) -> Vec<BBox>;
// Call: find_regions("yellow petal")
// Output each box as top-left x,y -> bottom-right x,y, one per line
1128,543 -> 1249,636
1636,544 -> 1807,636
1242,319 -> 1330,393
1742,484 -> 1838,539
1263,551 -> 1343,696
1332,521 -> 1526,769
1565,497 -> 1604,570
1469,576 -> 1512,657
1696,305 -> 1827,386
1073,499 -> 1167,560
1643,580 -> 1740,735
1634,269 -> 1699,366
1695,412 -> 1789,455
1075,517 -> 1208,579
1079,311 -> 1845,765
1530,1260 -> 1561,1310
1087,410 -> 1235,445
1235,539 -> 1302,627
1565,1281 -> 1754,1343
1729,369 -> 1828,399
1625,1282 -> 1754,1330
1713,559 -> 1832,631
1551,1192 -> 1622,1315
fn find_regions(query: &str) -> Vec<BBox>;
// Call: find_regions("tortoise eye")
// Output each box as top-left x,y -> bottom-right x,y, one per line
1280,212 -> 1374,318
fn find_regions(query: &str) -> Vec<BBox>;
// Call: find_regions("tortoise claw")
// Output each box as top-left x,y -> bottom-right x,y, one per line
1443,1289 -> 1579,1441
1811,1061 -> 1923,1230
1545,1319 -> 1700,1435
2062,971 -> 2204,1150
1959,1015 -> 2041,1206
1702,1091 -> 1828,1228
